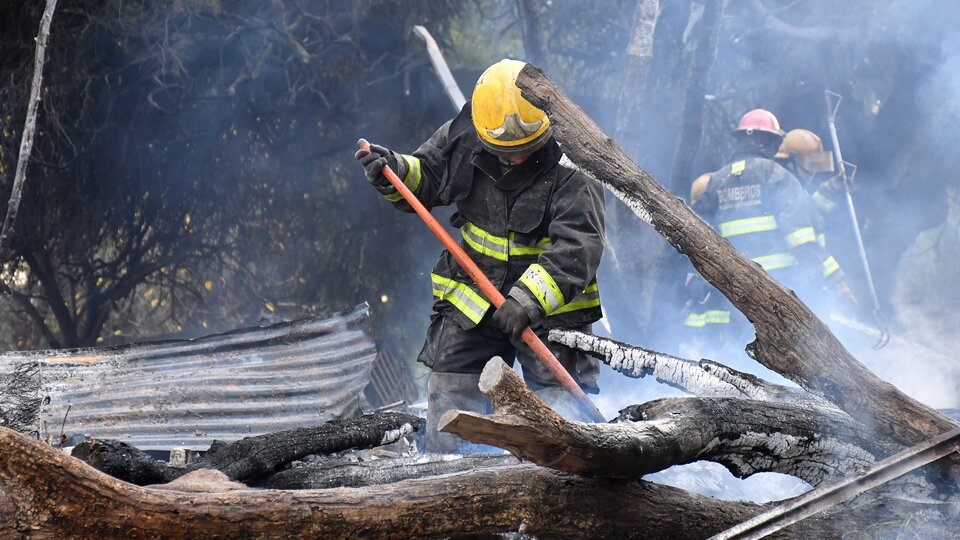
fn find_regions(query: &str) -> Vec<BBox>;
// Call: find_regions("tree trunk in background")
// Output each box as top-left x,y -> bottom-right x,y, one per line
604,0 -> 661,335
0,0 -> 58,264
638,0 -> 727,344
516,0 -> 548,70
667,0 -> 724,195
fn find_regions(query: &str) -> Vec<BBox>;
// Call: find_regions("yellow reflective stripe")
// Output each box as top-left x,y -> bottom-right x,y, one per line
684,310 -> 731,327
812,191 -> 837,213
430,273 -> 490,324
462,221 -> 508,261
731,160 -> 746,175
718,215 -> 778,237
519,264 -> 565,314
382,155 -> 422,202
751,252 -> 797,271
822,256 -> 841,278
508,233 -> 551,256
785,227 -> 817,249
551,282 -> 600,315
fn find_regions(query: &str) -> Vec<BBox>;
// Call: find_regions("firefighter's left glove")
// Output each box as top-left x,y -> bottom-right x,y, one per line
355,140 -> 405,190
493,298 -> 531,340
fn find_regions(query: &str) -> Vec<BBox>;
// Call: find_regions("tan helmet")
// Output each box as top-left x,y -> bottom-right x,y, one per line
775,129 -> 834,174
471,59 -> 552,156
690,173 -> 711,205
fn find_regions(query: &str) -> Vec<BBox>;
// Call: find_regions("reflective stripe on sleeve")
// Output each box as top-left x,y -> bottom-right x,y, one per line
785,226 -> 817,249
812,191 -> 837,213
551,282 -> 600,315
431,273 -> 490,324
519,264 -> 565,314
718,215 -> 779,237
383,155 -> 422,202
822,256 -> 841,278
684,309 -> 731,327
751,252 -> 798,271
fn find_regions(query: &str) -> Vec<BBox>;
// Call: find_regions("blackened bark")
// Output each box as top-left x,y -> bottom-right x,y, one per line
72,412 -> 422,485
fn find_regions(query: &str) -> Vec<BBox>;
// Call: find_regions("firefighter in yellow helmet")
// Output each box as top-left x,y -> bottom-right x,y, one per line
355,59 -> 605,453
775,128 -> 843,216
775,128 -> 857,306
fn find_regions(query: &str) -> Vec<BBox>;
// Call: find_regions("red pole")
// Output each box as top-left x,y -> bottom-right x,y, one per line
359,140 -> 605,422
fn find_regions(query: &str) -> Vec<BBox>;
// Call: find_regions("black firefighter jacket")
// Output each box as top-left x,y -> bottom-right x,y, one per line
375,102 -> 605,331
696,153 -> 832,295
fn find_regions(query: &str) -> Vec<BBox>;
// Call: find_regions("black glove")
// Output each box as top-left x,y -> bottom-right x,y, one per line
493,298 -> 531,340
355,140 -> 400,189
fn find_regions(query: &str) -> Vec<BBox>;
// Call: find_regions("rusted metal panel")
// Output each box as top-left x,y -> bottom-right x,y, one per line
0,304 -> 376,450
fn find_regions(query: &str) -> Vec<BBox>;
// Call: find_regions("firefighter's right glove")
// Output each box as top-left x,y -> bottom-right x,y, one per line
493,298 -> 531,340
355,141 -> 401,190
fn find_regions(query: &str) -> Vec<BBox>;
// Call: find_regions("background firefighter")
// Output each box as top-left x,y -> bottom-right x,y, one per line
355,59 -> 605,453
775,128 -> 858,310
684,109 -> 833,340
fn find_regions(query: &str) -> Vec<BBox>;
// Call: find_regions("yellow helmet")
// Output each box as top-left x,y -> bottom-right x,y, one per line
471,59 -> 551,155
775,129 -> 834,174
690,173 -> 711,205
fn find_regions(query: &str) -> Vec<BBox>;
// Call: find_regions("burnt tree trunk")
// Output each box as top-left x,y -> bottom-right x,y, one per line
515,64 -> 960,484
439,359 -> 900,486
72,412 -> 421,485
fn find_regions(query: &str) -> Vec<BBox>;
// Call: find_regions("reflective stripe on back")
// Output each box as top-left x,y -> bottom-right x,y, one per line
718,215 -> 778,237
731,160 -> 746,175
785,226 -> 817,249
751,252 -> 798,271
684,309 -> 731,327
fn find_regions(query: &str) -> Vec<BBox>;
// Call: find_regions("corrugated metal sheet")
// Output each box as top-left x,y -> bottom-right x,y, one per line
364,342 -> 421,409
0,303 -> 376,450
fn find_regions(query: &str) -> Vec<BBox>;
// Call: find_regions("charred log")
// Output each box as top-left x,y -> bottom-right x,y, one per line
440,358 -> 900,486
550,328 -> 833,408
71,412 -> 421,485
515,64 -> 960,484
255,454 -> 517,489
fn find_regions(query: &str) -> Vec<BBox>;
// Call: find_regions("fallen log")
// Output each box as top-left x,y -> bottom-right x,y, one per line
439,359 -> 900,486
550,329 -> 837,410
3,427 -> 953,539
255,454 -> 517,489
72,412 -> 421,485
515,64 -> 960,483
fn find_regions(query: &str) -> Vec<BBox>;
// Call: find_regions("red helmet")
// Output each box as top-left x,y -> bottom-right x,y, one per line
734,109 -> 784,137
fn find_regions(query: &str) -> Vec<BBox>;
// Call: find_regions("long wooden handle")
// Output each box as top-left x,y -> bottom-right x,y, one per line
359,140 -> 605,422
